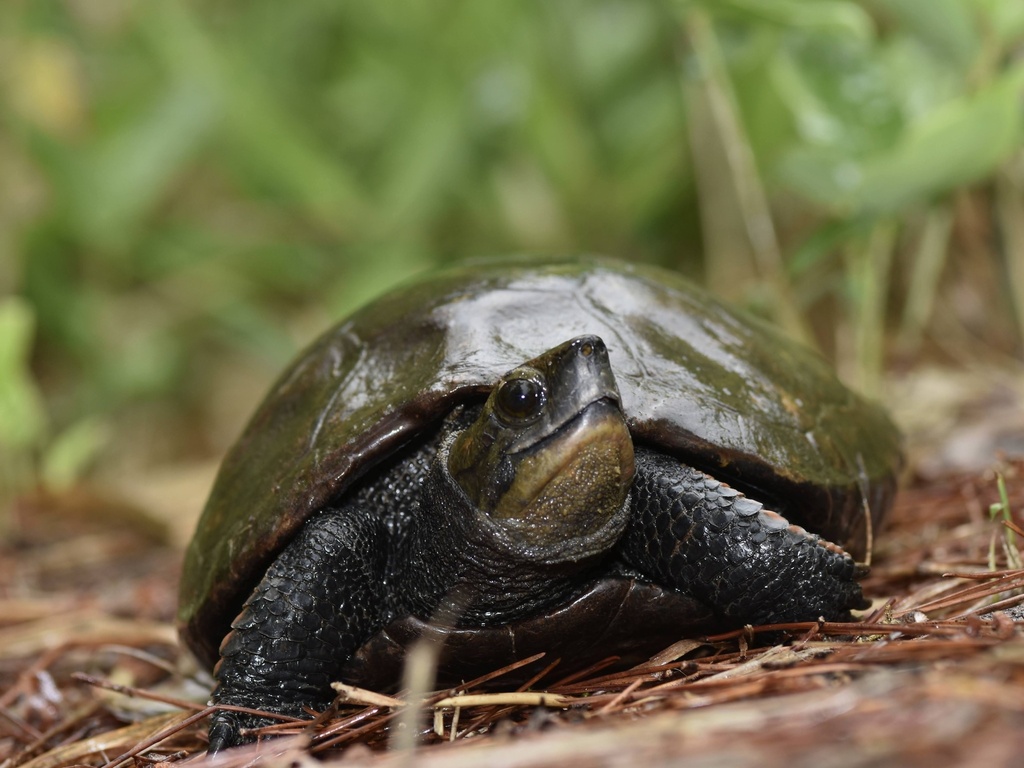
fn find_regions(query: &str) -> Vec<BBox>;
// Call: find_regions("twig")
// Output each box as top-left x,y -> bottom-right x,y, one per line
71,673 -> 207,713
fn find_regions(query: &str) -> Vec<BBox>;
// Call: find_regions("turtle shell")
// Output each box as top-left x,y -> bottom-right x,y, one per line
178,256 -> 902,669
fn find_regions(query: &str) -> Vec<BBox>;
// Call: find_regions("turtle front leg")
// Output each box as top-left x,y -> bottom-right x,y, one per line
620,448 -> 868,628
208,508 -> 388,753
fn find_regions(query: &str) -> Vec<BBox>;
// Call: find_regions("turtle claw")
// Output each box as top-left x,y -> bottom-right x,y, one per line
207,712 -> 240,755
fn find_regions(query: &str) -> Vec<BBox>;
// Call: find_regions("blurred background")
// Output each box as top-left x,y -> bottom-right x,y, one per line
2,0 -> 1024,541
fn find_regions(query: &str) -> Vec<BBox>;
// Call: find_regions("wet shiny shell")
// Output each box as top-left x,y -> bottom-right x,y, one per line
179,256 -> 902,669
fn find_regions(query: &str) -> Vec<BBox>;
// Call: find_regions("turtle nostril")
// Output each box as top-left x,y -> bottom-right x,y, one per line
575,336 -> 606,359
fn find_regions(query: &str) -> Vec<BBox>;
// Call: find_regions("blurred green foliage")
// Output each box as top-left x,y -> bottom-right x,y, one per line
1,0 -> 1022,491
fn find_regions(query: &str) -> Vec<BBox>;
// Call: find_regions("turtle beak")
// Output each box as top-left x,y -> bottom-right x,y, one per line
506,335 -> 622,454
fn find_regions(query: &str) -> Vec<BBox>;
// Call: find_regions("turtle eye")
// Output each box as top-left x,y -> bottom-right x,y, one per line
494,376 -> 546,424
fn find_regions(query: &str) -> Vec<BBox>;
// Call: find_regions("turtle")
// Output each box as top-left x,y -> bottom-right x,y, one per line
177,256 -> 902,751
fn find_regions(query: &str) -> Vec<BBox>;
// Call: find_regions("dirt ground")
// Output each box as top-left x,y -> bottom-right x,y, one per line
3,372 -> 1024,768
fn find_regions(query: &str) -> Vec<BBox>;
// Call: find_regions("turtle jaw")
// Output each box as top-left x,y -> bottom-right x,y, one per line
487,397 -> 635,561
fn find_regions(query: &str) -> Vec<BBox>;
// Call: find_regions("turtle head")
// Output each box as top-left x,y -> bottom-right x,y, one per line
447,335 -> 635,562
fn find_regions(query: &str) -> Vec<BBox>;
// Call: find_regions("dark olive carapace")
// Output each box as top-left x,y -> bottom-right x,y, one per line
179,256 -> 901,675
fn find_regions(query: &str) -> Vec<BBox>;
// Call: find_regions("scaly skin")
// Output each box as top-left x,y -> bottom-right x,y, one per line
208,507 -> 389,751
620,448 -> 866,627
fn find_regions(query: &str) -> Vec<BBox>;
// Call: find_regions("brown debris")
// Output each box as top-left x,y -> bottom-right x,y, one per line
2,461 -> 1024,767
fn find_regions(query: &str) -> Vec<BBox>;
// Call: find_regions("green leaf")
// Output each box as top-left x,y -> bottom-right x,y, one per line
40,417 -> 110,491
865,0 -> 979,67
975,0 -> 1024,48
703,0 -> 873,40
782,63 -> 1024,214
73,80 -> 218,247
0,297 -> 47,450
139,3 -> 368,233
